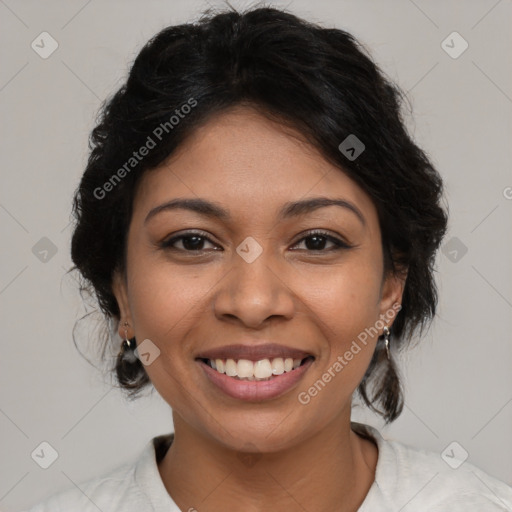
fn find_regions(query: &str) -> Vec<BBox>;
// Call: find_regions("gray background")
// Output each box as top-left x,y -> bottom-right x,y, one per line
1,0 -> 511,510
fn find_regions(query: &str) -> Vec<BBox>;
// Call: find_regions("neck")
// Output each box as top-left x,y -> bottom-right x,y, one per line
158,413 -> 378,512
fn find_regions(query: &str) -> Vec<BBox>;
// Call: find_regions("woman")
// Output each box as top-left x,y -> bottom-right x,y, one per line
27,5 -> 512,511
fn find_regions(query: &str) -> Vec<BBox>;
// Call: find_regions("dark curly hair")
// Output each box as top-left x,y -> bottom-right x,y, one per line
70,5 -> 448,423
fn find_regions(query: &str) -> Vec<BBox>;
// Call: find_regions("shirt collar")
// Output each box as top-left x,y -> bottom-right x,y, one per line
134,423 -> 395,511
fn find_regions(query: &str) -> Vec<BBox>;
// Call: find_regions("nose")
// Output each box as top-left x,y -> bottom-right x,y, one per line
212,248 -> 296,329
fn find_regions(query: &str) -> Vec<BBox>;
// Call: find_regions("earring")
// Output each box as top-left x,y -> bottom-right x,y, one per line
383,326 -> 391,361
119,321 -> 134,357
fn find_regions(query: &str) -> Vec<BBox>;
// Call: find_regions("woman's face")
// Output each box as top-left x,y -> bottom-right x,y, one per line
113,105 -> 405,452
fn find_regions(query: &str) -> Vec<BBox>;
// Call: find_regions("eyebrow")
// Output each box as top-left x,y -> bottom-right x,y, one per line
144,196 -> 366,226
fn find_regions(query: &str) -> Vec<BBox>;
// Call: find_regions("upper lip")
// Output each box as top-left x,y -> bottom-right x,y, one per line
195,343 -> 313,362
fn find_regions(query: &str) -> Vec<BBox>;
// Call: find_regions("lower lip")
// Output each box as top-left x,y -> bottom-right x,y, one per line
197,357 -> 314,402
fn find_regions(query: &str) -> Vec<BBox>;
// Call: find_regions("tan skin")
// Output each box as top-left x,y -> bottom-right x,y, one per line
113,105 -> 406,512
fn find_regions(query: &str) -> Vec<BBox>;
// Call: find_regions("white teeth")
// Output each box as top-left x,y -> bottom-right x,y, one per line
225,359 -> 237,377
207,357 -> 303,379
272,358 -> 284,375
237,359 -> 254,378
254,359 -> 273,379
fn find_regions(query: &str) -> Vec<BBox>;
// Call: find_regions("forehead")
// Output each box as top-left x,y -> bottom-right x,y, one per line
133,106 -> 378,225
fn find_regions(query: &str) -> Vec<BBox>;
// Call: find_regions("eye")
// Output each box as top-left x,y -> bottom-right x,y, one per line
291,230 -> 351,252
160,231 -> 219,252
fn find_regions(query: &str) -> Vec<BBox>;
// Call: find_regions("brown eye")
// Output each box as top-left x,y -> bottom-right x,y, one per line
161,231 -> 219,252
291,230 -> 351,252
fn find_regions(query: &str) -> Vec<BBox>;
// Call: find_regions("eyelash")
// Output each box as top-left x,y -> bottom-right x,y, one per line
160,229 -> 351,253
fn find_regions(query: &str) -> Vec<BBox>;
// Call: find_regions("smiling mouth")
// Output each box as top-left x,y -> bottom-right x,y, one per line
196,356 -> 315,381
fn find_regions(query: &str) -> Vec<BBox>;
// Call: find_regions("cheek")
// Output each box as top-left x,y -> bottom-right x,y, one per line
128,263 -> 210,348
300,256 -> 383,375
125,261 -> 212,408
296,277 -> 381,414
305,255 -> 383,329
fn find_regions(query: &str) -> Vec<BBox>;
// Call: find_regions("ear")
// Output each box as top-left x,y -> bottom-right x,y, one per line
378,266 -> 408,328
112,270 -> 134,338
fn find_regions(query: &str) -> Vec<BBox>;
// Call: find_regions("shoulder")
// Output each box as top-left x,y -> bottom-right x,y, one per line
390,437 -> 512,510
353,422 -> 512,511
24,439 -> 159,512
